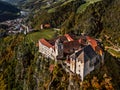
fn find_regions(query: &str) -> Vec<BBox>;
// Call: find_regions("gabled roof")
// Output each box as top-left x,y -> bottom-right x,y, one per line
48,36 -> 68,46
71,45 -> 97,63
86,36 -> 97,50
64,34 -> 74,41
48,34 -> 74,46
41,24 -> 50,27
83,45 -> 97,60
39,38 -> 53,48
95,46 -> 103,56
86,36 -> 103,55
63,40 -> 81,54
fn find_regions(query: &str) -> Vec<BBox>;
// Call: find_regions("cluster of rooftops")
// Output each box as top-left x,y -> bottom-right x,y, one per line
38,34 -> 104,81
39,34 -> 103,59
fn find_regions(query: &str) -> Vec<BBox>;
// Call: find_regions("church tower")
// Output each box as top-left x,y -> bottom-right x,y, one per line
55,38 -> 64,60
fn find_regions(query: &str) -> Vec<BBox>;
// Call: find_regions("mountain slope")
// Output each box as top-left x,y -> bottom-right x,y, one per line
27,0 -> 120,46
0,1 -> 20,22
1,0 -> 26,5
0,0 -> 120,90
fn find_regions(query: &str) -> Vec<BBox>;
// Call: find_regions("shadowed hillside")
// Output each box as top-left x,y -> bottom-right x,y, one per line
0,1 -> 20,22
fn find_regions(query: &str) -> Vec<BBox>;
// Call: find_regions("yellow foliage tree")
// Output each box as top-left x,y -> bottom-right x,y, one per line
0,74 -> 6,90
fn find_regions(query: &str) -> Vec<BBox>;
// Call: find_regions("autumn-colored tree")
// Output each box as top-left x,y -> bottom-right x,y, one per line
91,76 -> 101,89
0,74 -> 6,90
100,73 -> 114,90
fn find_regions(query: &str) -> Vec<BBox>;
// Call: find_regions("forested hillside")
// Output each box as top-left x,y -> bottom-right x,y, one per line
27,0 -> 120,45
1,0 -> 26,5
0,31 -> 69,90
0,34 -> 120,90
26,0 -> 120,58
0,0 -> 120,89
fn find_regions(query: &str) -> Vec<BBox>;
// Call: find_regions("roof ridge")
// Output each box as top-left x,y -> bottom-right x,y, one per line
39,38 -> 53,48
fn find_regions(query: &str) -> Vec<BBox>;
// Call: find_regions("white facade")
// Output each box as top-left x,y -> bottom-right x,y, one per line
38,35 -> 104,81
69,46 -> 102,81
55,39 -> 64,59
39,41 -> 55,60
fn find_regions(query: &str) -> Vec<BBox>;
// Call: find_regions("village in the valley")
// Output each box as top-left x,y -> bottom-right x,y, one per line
0,18 -> 34,36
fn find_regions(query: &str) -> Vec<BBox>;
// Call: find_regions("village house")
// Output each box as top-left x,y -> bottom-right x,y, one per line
38,34 -> 104,81
40,24 -> 51,29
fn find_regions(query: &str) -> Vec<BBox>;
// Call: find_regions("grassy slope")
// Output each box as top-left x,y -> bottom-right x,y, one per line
26,29 -> 56,42
77,0 -> 102,13
61,0 -> 75,6
107,49 -> 120,58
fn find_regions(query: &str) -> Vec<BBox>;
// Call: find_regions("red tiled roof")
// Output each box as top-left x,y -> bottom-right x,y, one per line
63,40 -> 81,54
95,46 -> 103,55
78,38 -> 86,45
64,34 -> 74,41
59,36 -> 68,42
39,38 -> 53,48
48,34 -> 74,46
48,36 -> 69,46
86,36 -> 103,55
86,36 -> 97,50
44,24 -> 51,28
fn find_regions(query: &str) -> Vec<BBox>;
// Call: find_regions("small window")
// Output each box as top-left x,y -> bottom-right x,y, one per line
79,70 -> 80,72
79,65 -> 80,67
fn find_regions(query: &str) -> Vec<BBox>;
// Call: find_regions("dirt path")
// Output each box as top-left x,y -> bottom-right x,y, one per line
104,34 -> 120,52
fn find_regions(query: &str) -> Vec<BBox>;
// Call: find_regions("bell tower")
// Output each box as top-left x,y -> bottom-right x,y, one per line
55,38 -> 64,59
